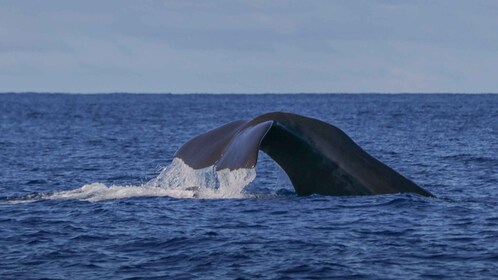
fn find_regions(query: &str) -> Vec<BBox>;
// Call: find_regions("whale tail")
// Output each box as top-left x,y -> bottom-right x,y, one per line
174,112 -> 434,197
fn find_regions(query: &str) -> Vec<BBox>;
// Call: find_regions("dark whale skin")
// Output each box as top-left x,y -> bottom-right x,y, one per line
174,112 -> 434,197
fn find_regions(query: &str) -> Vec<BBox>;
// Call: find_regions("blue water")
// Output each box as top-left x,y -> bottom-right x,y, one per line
1,93 -> 497,279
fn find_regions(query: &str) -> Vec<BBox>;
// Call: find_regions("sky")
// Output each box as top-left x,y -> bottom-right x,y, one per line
1,0 -> 498,93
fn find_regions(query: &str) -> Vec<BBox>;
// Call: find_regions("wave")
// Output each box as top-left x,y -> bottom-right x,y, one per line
4,158 -> 257,203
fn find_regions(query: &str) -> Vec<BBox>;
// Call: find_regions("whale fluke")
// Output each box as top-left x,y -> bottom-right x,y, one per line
174,112 -> 434,197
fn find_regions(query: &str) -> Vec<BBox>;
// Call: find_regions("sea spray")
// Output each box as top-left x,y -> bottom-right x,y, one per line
6,158 -> 257,203
145,158 -> 256,199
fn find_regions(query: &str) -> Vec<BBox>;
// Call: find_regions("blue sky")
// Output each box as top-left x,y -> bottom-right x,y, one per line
1,0 -> 497,93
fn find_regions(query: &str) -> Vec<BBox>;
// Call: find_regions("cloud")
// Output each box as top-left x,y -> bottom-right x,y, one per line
0,0 -> 497,93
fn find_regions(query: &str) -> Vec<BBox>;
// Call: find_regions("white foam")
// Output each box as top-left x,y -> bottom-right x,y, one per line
46,183 -> 177,202
6,158 -> 257,203
145,158 -> 256,199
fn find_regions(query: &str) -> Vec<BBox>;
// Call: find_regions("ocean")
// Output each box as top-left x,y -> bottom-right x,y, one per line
0,93 -> 497,279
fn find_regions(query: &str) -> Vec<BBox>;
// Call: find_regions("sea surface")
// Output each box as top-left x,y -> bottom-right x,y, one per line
0,93 -> 497,279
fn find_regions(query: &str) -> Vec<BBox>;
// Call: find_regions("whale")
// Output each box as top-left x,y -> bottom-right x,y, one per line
174,112 -> 434,197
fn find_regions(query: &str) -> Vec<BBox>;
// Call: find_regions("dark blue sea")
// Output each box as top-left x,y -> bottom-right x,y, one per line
1,93 -> 497,279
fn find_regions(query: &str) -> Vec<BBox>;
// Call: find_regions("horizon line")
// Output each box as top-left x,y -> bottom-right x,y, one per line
1,92 -> 497,95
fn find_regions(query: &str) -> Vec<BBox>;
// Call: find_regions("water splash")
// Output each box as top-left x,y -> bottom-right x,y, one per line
5,158 -> 257,203
145,158 -> 256,199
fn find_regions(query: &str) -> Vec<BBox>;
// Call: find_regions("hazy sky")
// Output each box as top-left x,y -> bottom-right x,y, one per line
1,0 -> 498,93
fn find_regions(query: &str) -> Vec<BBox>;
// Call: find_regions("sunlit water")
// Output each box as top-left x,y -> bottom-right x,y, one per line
1,93 -> 497,279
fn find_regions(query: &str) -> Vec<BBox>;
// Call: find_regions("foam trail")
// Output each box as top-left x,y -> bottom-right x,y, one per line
5,158 -> 257,203
45,183 -> 177,202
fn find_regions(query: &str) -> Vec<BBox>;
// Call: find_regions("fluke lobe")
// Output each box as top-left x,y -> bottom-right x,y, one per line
174,112 -> 434,197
